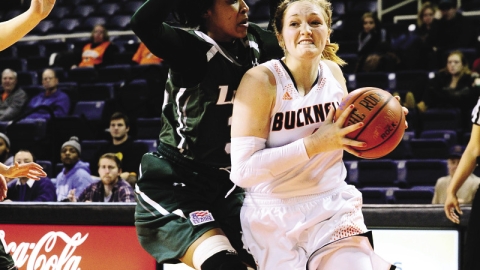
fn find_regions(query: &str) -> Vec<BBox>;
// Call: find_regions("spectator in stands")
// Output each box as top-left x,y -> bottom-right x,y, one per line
91,112 -> 146,188
132,42 -> 163,65
24,68 -> 70,119
436,0 -> 476,54
0,69 -> 28,121
72,24 -> 119,69
355,12 -> 399,72
67,153 -> 135,202
4,149 -> 56,202
0,0 -> 55,51
433,145 -> 480,204
0,133 -> 12,167
55,136 -> 96,202
411,1 -> 441,70
414,50 -> 480,131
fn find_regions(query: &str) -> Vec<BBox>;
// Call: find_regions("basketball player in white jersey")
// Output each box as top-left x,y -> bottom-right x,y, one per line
231,0 -> 404,269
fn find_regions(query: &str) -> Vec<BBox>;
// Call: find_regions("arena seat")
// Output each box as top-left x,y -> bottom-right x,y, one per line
409,138 -> 450,159
338,53 -> 358,74
393,70 -> 430,100
358,187 -> 394,204
16,43 -> 45,58
121,1 -> 143,15
77,83 -> 115,101
135,117 -> 162,140
71,5 -> 95,18
22,85 -> 44,100
3,9 -> 23,21
41,39 -> 72,57
0,58 -> 27,72
81,139 -> 109,165
97,64 -> 132,83
30,20 -> 56,35
72,100 -> 105,121
94,2 -> 121,17
392,189 -> 434,204
78,16 -> 107,32
6,118 -> 49,157
51,18 -> 81,34
353,72 -> 394,90
116,79 -> 150,118
403,159 -> 448,188
421,108 -> 462,132
46,6 -> 71,20
26,56 -> 50,71
356,159 -> 399,188
17,71 -> 39,86
0,46 -> 17,59
67,67 -> 98,84
134,139 -> 158,153
107,15 -> 131,31
419,130 -> 458,147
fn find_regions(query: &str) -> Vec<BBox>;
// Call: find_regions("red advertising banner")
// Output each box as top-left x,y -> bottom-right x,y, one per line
0,224 -> 156,270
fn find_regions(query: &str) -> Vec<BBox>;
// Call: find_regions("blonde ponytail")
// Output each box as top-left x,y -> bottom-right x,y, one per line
322,42 -> 346,66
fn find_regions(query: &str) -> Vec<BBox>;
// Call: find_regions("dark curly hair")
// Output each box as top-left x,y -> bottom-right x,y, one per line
172,0 -> 215,29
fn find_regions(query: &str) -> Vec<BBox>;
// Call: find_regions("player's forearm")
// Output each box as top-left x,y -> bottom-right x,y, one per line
447,153 -> 477,195
230,136 -> 309,188
0,10 -> 42,51
0,162 -> 10,175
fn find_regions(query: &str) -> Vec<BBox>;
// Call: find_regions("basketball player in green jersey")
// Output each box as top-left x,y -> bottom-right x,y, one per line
131,0 -> 282,269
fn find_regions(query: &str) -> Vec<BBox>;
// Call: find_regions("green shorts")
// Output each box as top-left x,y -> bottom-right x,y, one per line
135,147 -> 253,266
0,241 -> 15,270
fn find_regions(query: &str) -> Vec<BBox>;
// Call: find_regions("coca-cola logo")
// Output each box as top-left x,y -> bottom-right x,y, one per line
0,230 -> 88,270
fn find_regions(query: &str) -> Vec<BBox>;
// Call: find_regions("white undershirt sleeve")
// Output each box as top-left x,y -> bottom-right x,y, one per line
230,136 -> 309,188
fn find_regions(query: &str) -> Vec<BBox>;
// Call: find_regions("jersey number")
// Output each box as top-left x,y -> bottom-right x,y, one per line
217,85 -> 236,154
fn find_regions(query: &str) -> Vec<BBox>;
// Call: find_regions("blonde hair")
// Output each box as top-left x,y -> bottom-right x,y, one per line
273,0 -> 346,66
417,2 -> 437,27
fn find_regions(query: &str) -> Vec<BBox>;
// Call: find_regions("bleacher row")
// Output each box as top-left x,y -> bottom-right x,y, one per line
346,158 -> 449,204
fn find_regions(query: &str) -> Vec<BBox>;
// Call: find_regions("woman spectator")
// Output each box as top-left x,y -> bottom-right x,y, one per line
356,12 -> 398,72
73,24 -> 119,69
413,2 -> 440,70
416,50 -> 480,131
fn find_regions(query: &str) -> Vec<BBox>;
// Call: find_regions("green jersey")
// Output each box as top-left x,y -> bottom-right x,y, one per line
131,0 -> 281,167
161,27 -> 279,166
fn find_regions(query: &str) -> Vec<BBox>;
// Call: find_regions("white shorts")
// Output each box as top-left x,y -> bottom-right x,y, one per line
241,185 -> 391,270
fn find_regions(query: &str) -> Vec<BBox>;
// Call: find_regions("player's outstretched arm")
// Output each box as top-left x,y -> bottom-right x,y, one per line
0,162 -> 47,180
445,124 -> 480,223
0,0 -> 56,51
0,174 -> 7,201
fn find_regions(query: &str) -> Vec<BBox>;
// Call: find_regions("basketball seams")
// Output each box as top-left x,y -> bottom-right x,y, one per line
336,87 -> 405,159
352,93 -> 394,141
356,103 -> 404,159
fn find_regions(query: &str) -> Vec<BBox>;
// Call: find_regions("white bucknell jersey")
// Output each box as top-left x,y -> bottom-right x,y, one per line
250,60 -> 347,197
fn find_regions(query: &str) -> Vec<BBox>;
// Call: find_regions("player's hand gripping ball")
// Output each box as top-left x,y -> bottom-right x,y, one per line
335,87 -> 405,159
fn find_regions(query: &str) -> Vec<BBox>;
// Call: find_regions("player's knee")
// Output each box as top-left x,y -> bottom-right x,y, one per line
192,235 -> 248,270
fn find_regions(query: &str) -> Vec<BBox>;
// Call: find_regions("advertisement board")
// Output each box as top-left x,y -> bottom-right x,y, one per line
1,224 -> 156,270
372,229 -> 460,270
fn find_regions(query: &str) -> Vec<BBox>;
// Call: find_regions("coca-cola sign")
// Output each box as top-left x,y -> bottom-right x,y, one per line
0,224 -> 155,270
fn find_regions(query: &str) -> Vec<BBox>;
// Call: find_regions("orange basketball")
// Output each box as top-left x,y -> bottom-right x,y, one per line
335,87 -> 405,159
